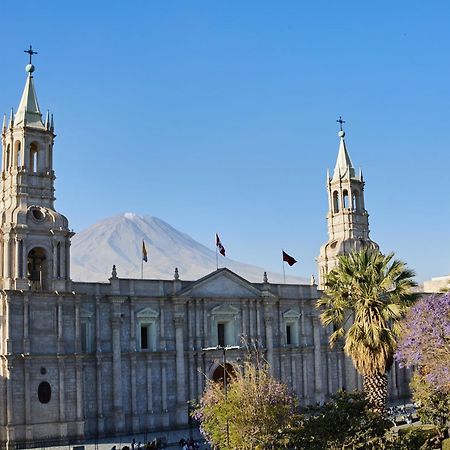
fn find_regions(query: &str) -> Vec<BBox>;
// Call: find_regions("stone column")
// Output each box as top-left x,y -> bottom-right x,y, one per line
241,299 -> 247,339
58,356 -> 67,439
57,299 -> 63,342
161,357 -> 169,428
146,354 -> 154,429
203,305 -> 209,347
249,300 -> 255,340
264,315 -> 274,372
302,353 -> 308,401
61,243 -> 66,279
65,242 -> 71,281
96,355 -> 104,436
327,353 -> 332,395
95,296 -> 101,352
130,355 -> 139,433
159,298 -> 166,350
174,315 -> 187,425
53,242 -> 58,278
3,236 -> 10,280
5,358 -> 14,444
75,356 -> 83,428
110,299 -> 125,433
256,300 -> 261,342
75,301 -> 80,353
290,353 -> 296,391
312,317 -> 324,403
129,301 -> 136,352
195,298 -> 202,350
23,295 -> 30,354
24,358 -> 32,441
14,238 -> 19,281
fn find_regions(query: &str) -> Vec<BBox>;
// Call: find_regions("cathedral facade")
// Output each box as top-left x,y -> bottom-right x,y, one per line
0,61 -> 410,448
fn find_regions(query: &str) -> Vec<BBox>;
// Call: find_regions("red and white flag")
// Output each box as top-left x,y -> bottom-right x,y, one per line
216,233 -> 226,257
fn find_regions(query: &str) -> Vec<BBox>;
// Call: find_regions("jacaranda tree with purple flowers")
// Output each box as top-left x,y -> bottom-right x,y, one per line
396,293 -> 450,439
396,293 -> 450,393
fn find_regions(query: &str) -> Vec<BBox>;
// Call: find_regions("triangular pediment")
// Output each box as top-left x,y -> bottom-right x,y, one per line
283,309 -> 301,320
178,268 -> 262,298
136,307 -> 159,319
80,307 -> 94,319
211,304 -> 240,315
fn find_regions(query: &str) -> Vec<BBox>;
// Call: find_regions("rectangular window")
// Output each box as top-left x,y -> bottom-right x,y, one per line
286,324 -> 292,345
141,325 -> 149,350
218,323 -> 225,347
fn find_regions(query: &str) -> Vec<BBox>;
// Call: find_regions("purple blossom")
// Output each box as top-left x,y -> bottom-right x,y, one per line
395,293 -> 450,392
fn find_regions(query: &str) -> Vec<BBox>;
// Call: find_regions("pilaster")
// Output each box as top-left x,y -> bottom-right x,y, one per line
174,314 -> 187,425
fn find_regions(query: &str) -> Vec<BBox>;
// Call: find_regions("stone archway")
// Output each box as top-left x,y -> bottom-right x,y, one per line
27,247 -> 48,290
211,363 -> 235,385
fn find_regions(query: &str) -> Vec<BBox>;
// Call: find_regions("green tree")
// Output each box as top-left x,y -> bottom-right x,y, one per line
317,248 -> 417,412
192,355 -> 295,450
285,391 -> 391,449
410,374 -> 450,441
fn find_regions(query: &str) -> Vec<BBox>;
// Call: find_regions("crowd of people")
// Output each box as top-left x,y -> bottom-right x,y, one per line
178,438 -> 199,450
114,436 -> 201,450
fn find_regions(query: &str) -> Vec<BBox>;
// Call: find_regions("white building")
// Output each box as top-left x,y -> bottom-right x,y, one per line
0,60 -> 410,448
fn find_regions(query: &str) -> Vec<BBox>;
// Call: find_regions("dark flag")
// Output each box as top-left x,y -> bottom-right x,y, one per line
216,233 -> 226,257
282,250 -> 297,266
142,240 -> 148,262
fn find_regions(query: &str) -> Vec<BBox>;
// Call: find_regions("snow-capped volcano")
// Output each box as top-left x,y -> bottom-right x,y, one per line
71,213 -> 306,284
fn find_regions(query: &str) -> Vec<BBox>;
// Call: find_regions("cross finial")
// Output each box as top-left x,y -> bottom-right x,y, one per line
24,45 -> 38,64
336,115 -> 346,131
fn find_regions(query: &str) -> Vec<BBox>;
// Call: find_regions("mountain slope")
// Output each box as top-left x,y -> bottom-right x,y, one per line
71,213 -> 306,284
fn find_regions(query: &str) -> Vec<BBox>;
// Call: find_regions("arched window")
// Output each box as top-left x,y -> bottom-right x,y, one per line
343,190 -> 349,208
352,191 -> 359,211
15,141 -> 22,167
6,144 -> 10,170
27,247 -> 48,290
30,143 -> 38,173
333,191 -> 339,213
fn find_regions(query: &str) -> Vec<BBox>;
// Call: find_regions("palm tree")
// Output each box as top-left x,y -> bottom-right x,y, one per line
317,248 -> 417,412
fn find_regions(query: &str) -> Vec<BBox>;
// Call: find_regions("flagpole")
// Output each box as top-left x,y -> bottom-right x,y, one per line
282,250 -> 286,284
141,257 -> 143,279
216,245 -> 219,270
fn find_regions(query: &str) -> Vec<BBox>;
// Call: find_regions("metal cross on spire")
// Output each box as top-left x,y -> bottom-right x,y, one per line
24,45 -> 38,64
336,115 -> 346,131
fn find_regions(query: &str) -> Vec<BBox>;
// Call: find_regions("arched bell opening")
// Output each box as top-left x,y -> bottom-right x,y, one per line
332,191 -> 339,213
30,142 -> 39,173
27,247 -> 49,290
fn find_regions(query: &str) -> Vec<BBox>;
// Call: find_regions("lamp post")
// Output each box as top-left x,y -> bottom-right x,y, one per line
203,345 -> 240,447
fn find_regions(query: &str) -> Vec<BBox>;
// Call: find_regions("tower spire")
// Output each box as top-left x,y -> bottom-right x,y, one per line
332,117 -> 354,181
0,49 -> 72,291
14,46 -> 44,129
317,122 -> 378,289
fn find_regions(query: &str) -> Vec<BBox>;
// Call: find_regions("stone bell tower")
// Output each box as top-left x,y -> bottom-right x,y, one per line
317,120 -> 378,289
0,49 -> 73,291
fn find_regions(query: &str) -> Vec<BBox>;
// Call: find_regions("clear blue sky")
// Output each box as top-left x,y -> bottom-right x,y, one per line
1,1 -> 449,283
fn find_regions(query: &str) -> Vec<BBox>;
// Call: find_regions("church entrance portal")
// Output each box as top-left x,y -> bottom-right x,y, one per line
211,363 -> 235,385
27,247 -> 48,290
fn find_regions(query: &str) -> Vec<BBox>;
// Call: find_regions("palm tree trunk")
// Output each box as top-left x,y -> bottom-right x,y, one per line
363,372 -> 388,413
